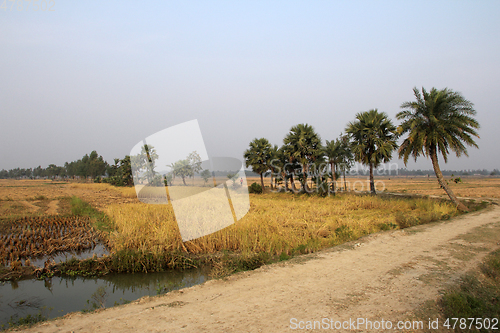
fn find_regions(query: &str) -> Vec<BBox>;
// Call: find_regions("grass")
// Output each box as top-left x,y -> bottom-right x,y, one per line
70,196 -> 114,233
106,192 -> 459,256
435,249 -> 500,332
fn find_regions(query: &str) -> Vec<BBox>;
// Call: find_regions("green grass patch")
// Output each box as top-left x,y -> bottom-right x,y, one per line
438,249 -> 500,332
70,196 -> 114,233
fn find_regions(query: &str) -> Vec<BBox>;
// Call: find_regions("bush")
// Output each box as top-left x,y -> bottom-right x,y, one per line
248,182 -> 263,194
395,212 -> 419,229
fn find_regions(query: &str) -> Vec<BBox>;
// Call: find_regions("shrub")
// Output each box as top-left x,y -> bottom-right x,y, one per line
248,182 -> 263,194
395,212 -> 419,229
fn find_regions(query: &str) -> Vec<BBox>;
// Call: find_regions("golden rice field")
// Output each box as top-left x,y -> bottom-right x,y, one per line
105,192 -> 459,256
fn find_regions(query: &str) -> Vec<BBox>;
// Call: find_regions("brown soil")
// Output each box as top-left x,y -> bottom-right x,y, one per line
21,204 -> 500,333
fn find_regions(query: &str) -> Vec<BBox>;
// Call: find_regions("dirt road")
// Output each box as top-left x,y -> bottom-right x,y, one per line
22,204 -> 500,332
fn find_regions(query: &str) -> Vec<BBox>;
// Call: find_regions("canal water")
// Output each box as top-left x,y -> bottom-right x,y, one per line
0,267 -> 210,329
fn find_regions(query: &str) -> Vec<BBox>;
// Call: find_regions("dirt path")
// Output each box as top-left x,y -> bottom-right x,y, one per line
23,205 -> 500,333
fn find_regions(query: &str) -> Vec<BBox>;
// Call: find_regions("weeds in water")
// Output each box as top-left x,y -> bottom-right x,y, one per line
155,281 -> 186,295
113,298 -> 131,306
83,286 -> 108,312
1,306 -> 52,330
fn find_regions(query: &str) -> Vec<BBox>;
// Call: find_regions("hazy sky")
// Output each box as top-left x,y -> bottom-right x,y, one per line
1,1 -> 499,172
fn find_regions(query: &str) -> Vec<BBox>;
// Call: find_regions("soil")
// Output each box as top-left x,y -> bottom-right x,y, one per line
20,202 -> 500,333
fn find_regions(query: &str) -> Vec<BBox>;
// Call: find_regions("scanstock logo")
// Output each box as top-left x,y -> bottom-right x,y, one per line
130,120 -> 249,242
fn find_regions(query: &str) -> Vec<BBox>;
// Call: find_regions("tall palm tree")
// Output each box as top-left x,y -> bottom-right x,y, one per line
324,139 -> 343,194
281,144 -> 301,193
267,144 -> 280,190
283,124 -> 323,192
397,87 -> 480,211
244,138 -> 272,191
337,134 -> 354,191
345,109 -> 398,194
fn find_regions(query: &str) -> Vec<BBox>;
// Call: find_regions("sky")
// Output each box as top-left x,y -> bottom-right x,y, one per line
1,1 -> 499,172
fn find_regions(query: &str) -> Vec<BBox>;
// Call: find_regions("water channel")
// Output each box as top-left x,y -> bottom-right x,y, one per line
1,259 -> 210,329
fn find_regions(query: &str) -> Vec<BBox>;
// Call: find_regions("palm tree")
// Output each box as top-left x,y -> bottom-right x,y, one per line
244,138 -> 272,191
281,144 -> 301,192
345,109 -> 398,194
337,134 -> 354,191
397,87 -> 480,211
283,124 -> 323,192
324,138 -> 343,194
267,144 -> 281,190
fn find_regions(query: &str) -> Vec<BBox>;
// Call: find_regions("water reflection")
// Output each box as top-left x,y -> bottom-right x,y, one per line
28,244 -> 110,268
0,267 -> 210,329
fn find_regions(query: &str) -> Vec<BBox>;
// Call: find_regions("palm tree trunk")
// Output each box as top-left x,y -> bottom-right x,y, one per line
369,163 -> 376,194
270,172 -> 274,190
430,149 -> 468,212
290,174 -> 298,193
260,173 -> 265,192
330,161 -> 336,194
283,171 -> 288,192
302,164 -> 310,193
343,170 -> 347,191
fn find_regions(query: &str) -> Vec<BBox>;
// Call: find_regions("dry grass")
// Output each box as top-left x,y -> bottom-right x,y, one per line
105,192 -> 458,256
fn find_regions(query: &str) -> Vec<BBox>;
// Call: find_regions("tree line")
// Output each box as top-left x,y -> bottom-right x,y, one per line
0,151 -> 134,186
244,87 -> 481,211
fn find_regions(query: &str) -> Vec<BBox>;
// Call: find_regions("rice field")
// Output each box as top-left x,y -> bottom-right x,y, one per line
0,215 -> 104,266
0,177 -> 494,275
105,192 -> 459,256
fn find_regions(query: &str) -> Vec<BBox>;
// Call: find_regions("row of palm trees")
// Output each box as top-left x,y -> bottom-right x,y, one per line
244,87 -> 480,211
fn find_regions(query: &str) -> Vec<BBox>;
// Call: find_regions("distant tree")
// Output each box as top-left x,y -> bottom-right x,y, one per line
46,164 -> 64,179
227,172 -> 238,186
88,151 -> 108,180
170,159 -> 193,186
33,165 -> 45,178
118,156 -> 133,186
397,87 -> 480,211
346,109 -> 398,194
141,144 -> 159,184
200,169 -> 212,185
283,124 -> 323,192
0,169 -> 8,179
244,138 -> 272,191
187,151 -> 202,175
